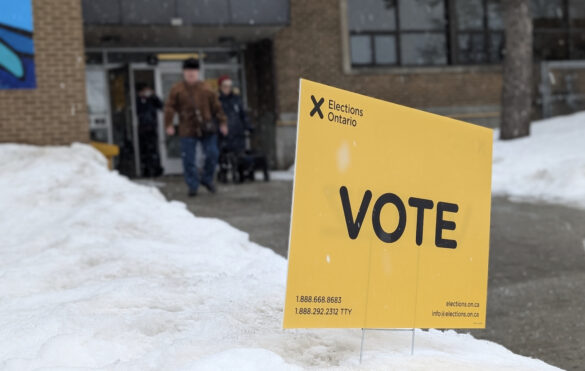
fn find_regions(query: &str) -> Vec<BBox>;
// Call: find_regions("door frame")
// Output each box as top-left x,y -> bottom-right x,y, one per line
107,64 -> 137,177
127,51 -> 247,176
130,62 -> 186,175
154,62 -> 184,174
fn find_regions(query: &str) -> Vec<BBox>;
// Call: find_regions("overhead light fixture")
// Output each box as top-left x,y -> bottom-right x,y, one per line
157,53 -> 206,61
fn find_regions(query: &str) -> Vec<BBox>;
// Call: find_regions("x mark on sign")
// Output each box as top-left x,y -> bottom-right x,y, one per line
310,95 -> 324,119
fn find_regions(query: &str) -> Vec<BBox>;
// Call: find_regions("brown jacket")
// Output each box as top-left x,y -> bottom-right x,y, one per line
164,81 -> 227,137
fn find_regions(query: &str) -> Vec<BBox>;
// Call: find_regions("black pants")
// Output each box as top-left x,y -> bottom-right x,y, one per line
138,124 -> 163,177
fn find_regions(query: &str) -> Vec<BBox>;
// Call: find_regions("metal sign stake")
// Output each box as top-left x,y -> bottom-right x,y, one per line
411,328 -> 415,355
359,328 -> 365,364
359,328 -> 416,364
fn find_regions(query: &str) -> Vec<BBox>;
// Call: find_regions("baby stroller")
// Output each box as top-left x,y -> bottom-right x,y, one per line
217,131 -> 270,184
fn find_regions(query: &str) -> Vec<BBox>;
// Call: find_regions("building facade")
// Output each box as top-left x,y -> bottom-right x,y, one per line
273,0 -> 585,168
273,0 -> 502,167
2,0 -> 584,172
79,0 -> 585,172
81,0 -> 288,176
0,0 -> 88,145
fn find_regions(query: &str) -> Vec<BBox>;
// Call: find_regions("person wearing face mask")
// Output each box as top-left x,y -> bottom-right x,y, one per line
136,83 -> 164,177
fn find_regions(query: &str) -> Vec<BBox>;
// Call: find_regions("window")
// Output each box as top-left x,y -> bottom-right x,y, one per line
532,0 -> 568,60
347,0 -> 585,68
348,0 -> 447,67
571,0 -> 585,58
399,0 -> 447,65
453,0 -> 503,64
531,0 -> 585,60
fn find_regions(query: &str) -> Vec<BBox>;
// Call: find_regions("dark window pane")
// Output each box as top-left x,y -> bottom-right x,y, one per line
569,0 -> 585,27
374,35 -> 397,64
571,32 -> 585,59
531,0 -> 564,28
455,0 -> 484,30
457,33 -> 487,63
351,35 -> 373,64
534,31 -> 568,59
489,32 -> 504,62
348,0 -> 396,31
487,0 -> 504,30
85,52 -> 103,65
400,33 -> 447,65
399,0 -> 446,31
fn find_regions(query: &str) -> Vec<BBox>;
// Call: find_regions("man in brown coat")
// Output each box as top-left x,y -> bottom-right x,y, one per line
164,58 -> 228,196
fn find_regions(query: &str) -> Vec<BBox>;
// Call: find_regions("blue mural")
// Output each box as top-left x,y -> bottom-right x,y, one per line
0,0 -> 36,89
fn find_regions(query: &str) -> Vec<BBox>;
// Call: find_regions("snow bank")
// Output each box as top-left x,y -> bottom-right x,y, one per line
0,144 -> 558,370
492,111 -> 585,208
270,164 -> 295,181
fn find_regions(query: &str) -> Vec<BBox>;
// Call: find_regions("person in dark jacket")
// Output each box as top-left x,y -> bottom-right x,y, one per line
218,75 -> 251,154
136,83 -> 163,177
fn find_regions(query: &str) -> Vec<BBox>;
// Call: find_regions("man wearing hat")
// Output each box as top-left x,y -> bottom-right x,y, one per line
164,58 -> 228,196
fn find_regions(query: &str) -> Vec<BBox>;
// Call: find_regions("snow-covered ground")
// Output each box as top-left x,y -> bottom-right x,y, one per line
492,111 -> 585,208
0,125 -> 568,369
270,164 -> 295,181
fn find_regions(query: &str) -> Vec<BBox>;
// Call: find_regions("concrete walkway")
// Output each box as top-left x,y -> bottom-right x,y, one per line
156,176 -> 585,370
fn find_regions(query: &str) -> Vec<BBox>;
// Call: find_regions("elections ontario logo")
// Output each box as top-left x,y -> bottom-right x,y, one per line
310,94 -> 363,127
0,0 -> 36,89
310,95 -> 324,119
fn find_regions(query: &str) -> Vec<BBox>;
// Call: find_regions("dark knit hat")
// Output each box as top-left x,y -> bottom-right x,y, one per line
136,82 -> 148,92
182,58 -> 200,70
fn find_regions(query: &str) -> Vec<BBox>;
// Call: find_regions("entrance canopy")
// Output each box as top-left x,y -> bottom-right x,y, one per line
82,0 -> 289,47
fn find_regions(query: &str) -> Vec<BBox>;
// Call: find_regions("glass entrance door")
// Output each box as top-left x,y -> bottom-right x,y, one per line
155,62 -> 183,174
154,53 -> 246,175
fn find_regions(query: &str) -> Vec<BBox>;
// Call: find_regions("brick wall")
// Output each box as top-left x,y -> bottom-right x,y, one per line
0,0 -> 88,145
273,0 -> 503,121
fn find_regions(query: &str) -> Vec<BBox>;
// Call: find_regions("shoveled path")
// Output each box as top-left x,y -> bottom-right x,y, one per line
155,176 -> 585,370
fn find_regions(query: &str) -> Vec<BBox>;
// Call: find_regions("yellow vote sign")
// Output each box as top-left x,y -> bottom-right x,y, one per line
283,79 -> 492,329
